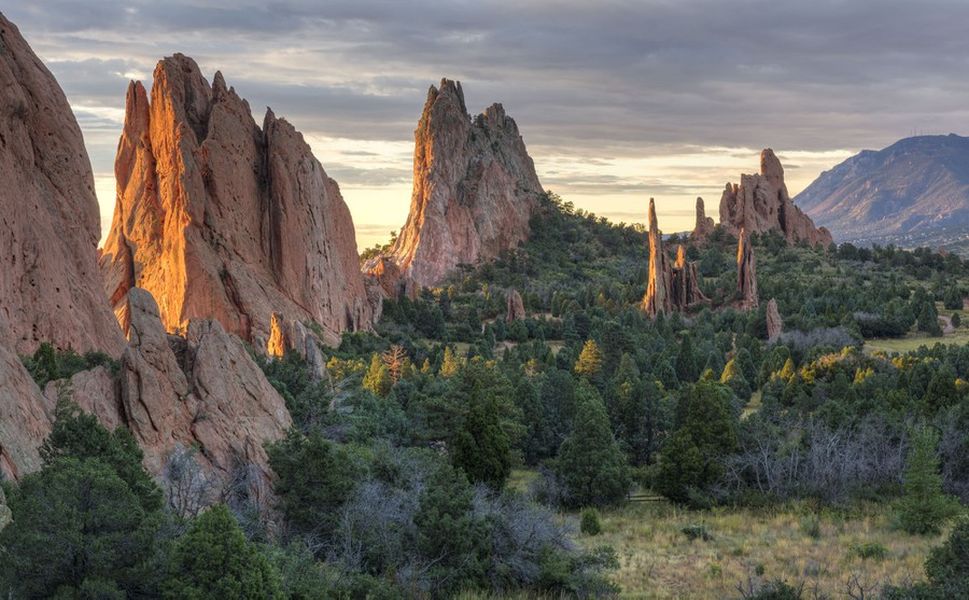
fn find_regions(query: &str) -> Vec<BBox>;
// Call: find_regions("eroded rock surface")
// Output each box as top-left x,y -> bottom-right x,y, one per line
367,79 -> 543,291
642,200 -> 707,317
737,229 -> 759,310
671,245 -> 709,309
0,14 -> 124,356
719,149 -> 832,247
766,298 -> 783,341
690,197 -> 716,242
99,54 -> 372,349
0,340 -> 51,481
506,289 -> 526,322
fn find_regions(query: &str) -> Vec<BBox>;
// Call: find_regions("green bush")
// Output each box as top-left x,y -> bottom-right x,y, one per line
897,426 -> 955,535
799,515 -> 822,540
681,523 -> 713,542
580,507 -> 602,536
848,541 -> 889,561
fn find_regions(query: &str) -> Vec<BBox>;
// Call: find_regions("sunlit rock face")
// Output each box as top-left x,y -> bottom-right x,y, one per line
0,13 -> 124,356
737,229 -> 759,310
719,149 -> 833,247
642,200 -> 708,318
99,54 -> 373,349
367,79 -> 543,292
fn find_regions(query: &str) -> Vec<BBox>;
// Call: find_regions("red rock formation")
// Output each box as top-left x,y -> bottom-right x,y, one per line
766,298 -> 783,341
0,339 -> 51,480
737,229 -> 759,310
99,54 -> 372,349
719,149 -> 833,247
367,79 -> 543,291
506,289 -> 526,322
642,199 -> 673,317
118,288 -> 291,489
690,197 -> 716,242
0,14 -> 124,356
671,245 -> 709,309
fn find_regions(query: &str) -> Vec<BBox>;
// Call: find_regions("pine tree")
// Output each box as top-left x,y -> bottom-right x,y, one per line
362,353 -> 393,396
164,505 -> 282,599
440,346 -> 462,378
553,382 -> 631,507
574,339 -> 604,378
898,426 -> 952,535
451,395 -> 512,489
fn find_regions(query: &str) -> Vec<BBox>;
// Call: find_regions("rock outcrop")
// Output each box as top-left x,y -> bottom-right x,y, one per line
99,54 -> 372,349
506,289 -> 526,322
642,199 -> 673,317
690,197 -> 716,242
642,200 -> 708,317
737,229 -> 759,310
367,79 -> 543,291
0,339 -> 51,481
719,149 -> 832,247
117,288 -> 292,485
0,13 -> 124,356
766,298 -> 782,341
671,245 -> 709,309
0,485 -> 10,530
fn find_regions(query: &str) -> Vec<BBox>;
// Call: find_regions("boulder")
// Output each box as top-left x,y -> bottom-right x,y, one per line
0,14 -> 124,356
367,79 -> 543,291
99,55 -> 373,350
719,149 -> 832,247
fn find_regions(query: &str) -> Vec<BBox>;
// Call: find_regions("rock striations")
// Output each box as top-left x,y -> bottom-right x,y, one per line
642,199 -> 708,317
737,229 -> 759,310
719,149 -> 832,247
367,79 -> 543,292
0,13 -> 125,357
99,54 -> 372,349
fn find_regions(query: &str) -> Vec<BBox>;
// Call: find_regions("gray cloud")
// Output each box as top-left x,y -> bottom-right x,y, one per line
5,1 -> 969,215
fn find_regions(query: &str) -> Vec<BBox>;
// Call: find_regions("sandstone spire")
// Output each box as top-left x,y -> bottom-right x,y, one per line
506,289 -> 526,322
99,54 -> 372,348
671,245 -> 709,308
737,229 -> 759,310
690,197 -> 716,241
766,298 -> 783,341
367,79 -> 543,292
0,13 -> 124,356
642,199 -> 673,317
719,149 -> 832,247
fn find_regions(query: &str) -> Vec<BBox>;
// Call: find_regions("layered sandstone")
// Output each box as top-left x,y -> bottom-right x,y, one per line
506,289 -> 526,322
0,14 -> 124,356
367,79 -> 543,291
690,197 -> 716,242
737,229 -> 759,310
642,200 -> 708,317
719,149 -> 832,247
99,54 -> 371,349
766,298 -> 783,341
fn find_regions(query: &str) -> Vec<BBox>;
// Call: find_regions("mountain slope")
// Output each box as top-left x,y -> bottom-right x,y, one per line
796,134 -> 969,249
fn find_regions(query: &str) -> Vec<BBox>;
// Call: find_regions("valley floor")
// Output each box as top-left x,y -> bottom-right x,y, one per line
580,497 -> 938,599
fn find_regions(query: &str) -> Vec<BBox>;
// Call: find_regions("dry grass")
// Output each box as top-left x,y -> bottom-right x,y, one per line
579,500 -> 941,599
864,301 -> 969,354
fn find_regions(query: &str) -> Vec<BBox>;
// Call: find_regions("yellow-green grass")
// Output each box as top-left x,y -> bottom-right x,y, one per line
579,499 -> 940,599
864,330 -> 969,354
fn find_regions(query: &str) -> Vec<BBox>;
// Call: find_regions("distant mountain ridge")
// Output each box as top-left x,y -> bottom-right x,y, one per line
796,134 -> 969,252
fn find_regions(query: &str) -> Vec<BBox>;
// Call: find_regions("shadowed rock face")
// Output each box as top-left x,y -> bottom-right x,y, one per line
368,79 -> 543,292
0,339 -> 51,481
506,289 -> 526,322
737,229 -> 759,310
99,54 -> 372,349
719,149 -> 832,247
0,13 -> 124,356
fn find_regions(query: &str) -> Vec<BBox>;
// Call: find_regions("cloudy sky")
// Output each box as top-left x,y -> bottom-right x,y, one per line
7,1 -> 969,249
